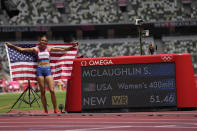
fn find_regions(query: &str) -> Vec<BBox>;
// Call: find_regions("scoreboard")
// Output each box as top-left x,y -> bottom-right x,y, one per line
81,63 -> 177,110
66,53 -> 197,112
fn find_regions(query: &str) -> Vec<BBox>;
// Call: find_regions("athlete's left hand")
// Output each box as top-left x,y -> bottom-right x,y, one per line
73,41 -> 79,47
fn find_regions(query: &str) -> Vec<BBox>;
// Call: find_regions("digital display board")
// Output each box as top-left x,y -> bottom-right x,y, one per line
81,63 -> 177,110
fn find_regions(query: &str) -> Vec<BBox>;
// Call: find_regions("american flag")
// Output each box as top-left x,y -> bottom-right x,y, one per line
5,42 -> 78,82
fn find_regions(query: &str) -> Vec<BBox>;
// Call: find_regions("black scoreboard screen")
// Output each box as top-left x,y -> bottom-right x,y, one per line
81,63 -> 177,110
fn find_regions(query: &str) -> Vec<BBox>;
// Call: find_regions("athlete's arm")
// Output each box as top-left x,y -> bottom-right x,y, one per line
5,42 -> 36,52
49,42 -> 78,52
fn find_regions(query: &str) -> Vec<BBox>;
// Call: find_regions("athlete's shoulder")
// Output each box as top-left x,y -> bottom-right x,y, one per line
32,46 -> 38,52
47,46 -> 52,51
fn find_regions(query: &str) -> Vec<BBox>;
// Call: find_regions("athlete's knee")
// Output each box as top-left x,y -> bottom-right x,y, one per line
49,89 -> 55,94
40,90 -> 46,95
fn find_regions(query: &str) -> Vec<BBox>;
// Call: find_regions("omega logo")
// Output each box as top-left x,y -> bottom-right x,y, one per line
81,59 -> 114,66
81,61 -> 87,66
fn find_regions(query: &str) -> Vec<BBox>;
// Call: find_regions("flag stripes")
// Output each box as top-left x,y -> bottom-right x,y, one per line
6,43 -> 78,82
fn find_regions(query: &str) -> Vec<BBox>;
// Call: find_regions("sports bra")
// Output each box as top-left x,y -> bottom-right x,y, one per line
37,47 -> 50,62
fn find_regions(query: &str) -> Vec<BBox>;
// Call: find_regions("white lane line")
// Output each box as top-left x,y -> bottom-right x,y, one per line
155,125 -> 177,127
66,126 -> 133,131
0,122 -> 197,128
0,121 -> 197,124
0,125 -> 97,128
66,125 -> 197,131
0,130 -> 63,131
1,118 -> 197,121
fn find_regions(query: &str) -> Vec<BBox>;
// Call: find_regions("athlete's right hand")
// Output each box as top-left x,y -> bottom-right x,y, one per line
5,42 -> 12,47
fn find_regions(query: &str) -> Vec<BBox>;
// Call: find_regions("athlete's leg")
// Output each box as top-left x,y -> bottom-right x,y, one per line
45,75 -> 57,112
37,76 -> 48,113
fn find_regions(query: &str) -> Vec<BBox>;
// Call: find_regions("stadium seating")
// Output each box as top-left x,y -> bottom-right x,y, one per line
66,0 -> 123,24
0,0 -> 196,25
7,0 -> 62,25
127,0 -> 180,22
162,36 -> 197,73
66,0 -> 196,24
0,45 -> 10,80
0,19 -> 4,25
77,38 -> 154,57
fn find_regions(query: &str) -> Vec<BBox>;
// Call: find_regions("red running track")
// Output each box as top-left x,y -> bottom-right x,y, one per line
0,111 -> 197,131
